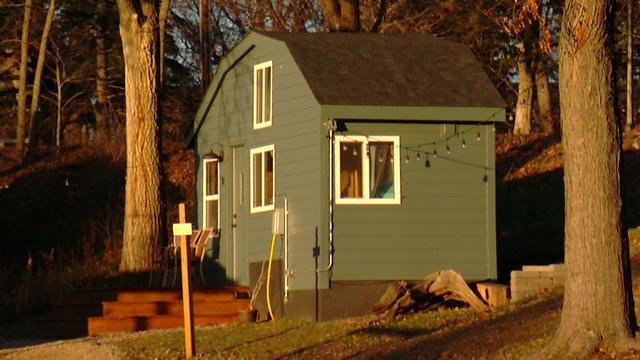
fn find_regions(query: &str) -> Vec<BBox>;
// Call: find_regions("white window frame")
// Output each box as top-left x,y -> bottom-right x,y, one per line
250,144 -> 275,213
253,61 -> 273,129
202,158 -> 220,229
334,135 -> 401,205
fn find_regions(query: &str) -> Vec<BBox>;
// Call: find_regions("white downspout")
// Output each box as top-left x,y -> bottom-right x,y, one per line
317,119 -> 335,273
283,194 -> 289,303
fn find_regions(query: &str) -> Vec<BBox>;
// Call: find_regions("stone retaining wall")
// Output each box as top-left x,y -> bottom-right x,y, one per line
510,264 -> 565,302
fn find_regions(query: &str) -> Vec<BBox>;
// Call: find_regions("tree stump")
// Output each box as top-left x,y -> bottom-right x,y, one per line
371,269 -> 488,319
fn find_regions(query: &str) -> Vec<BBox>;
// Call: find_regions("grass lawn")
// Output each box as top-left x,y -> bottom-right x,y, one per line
106,296 -> 560,360
92,227 -> 640,359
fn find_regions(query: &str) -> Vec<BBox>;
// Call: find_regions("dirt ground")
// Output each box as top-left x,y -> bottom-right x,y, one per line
0,338 -> 122,360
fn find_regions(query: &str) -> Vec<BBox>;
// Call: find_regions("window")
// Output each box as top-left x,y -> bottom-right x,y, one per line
250,145 -> 275,213
203,159 -> 220,229
335,135 -> 400,204
253,61 -> 272,129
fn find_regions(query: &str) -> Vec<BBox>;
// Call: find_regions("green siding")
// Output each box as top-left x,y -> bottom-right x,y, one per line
328,121 -> 497,281
194,32 -> 500,296
195,33 -> 323,288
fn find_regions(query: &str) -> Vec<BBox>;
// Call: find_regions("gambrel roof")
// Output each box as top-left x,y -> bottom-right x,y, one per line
189,31 -> 505,146
260,32 -> 505,108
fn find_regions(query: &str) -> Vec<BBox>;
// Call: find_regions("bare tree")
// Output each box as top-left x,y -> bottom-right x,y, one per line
537,0 -> 638,357
116,0 -> 164,272
25,0 -> 55,158
15,0 -> 31,161
93,0 -> 110,141
500,0 -> 552,135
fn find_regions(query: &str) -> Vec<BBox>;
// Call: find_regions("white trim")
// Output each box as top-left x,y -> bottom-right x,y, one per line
253,61 -> 273,129
250,144 -> 275,213
334,135 -> 401,205
202,158 -> 220,229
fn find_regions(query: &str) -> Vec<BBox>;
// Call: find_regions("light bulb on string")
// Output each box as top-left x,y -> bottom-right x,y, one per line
491,124 -> 496,132
483,174 -> 488,182
462,138 -> 466,148
476,132 -> 481,141
378,153 -> 383,162
446,143 -> 451,154
342,144 -> 347,151
416,152 -> 421,161
352,147 -> 358,156
425,155 -> 431,168
432,143 -> 437,158
405,154 -> 410,164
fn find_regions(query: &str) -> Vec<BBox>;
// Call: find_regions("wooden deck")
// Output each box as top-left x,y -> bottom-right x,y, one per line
43,286 -> 250,336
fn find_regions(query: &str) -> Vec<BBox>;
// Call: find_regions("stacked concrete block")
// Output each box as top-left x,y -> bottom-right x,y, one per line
510,264 -> 565,302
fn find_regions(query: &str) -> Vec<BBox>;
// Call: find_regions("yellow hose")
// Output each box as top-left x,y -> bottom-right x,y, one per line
266,233 -> 277,321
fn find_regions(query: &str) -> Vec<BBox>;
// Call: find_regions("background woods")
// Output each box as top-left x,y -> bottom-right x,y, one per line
0,0 -> 639,344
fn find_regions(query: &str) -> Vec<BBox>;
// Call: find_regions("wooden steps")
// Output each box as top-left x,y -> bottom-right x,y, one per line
44,286 -> 250,337
87,287 -> 250,335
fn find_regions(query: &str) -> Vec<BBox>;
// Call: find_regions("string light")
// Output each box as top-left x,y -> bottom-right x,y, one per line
483,174 -> 488,182
342,144 -> 347,151
335,108 -> 502,176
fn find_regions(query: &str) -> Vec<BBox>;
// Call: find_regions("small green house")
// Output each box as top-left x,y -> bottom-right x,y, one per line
188,31 -> 505,321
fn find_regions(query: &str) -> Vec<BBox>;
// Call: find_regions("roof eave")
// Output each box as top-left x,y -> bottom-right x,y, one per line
320,105 -> 506,123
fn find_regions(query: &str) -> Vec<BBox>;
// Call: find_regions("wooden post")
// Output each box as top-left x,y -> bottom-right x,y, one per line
178,203 -> 195,358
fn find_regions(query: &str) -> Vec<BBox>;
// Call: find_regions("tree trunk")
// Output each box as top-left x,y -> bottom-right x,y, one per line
55,55 -> 62,148
320,0 -> 341,31
626,0 -> 633,131
535,59 -> 553,133
16,0 -> 31,162
537,0 -> 637,357
94,0 -> 110,141
159,0 -> 170,87
339,0 -> 359,32
372,270 -> 488,319
26,0 -> 56,159
514,56 -> 533,135
319,0 -> 359,32
199,0 -> 209,94
117,0 -> 163,272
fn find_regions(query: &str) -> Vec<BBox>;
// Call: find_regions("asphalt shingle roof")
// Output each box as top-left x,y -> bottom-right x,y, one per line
260,32 -> 505,108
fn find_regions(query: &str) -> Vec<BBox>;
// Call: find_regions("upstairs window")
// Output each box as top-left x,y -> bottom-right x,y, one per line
250,145 -> 275,213
335,135 -> 401,204
253,61 -> 272,129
